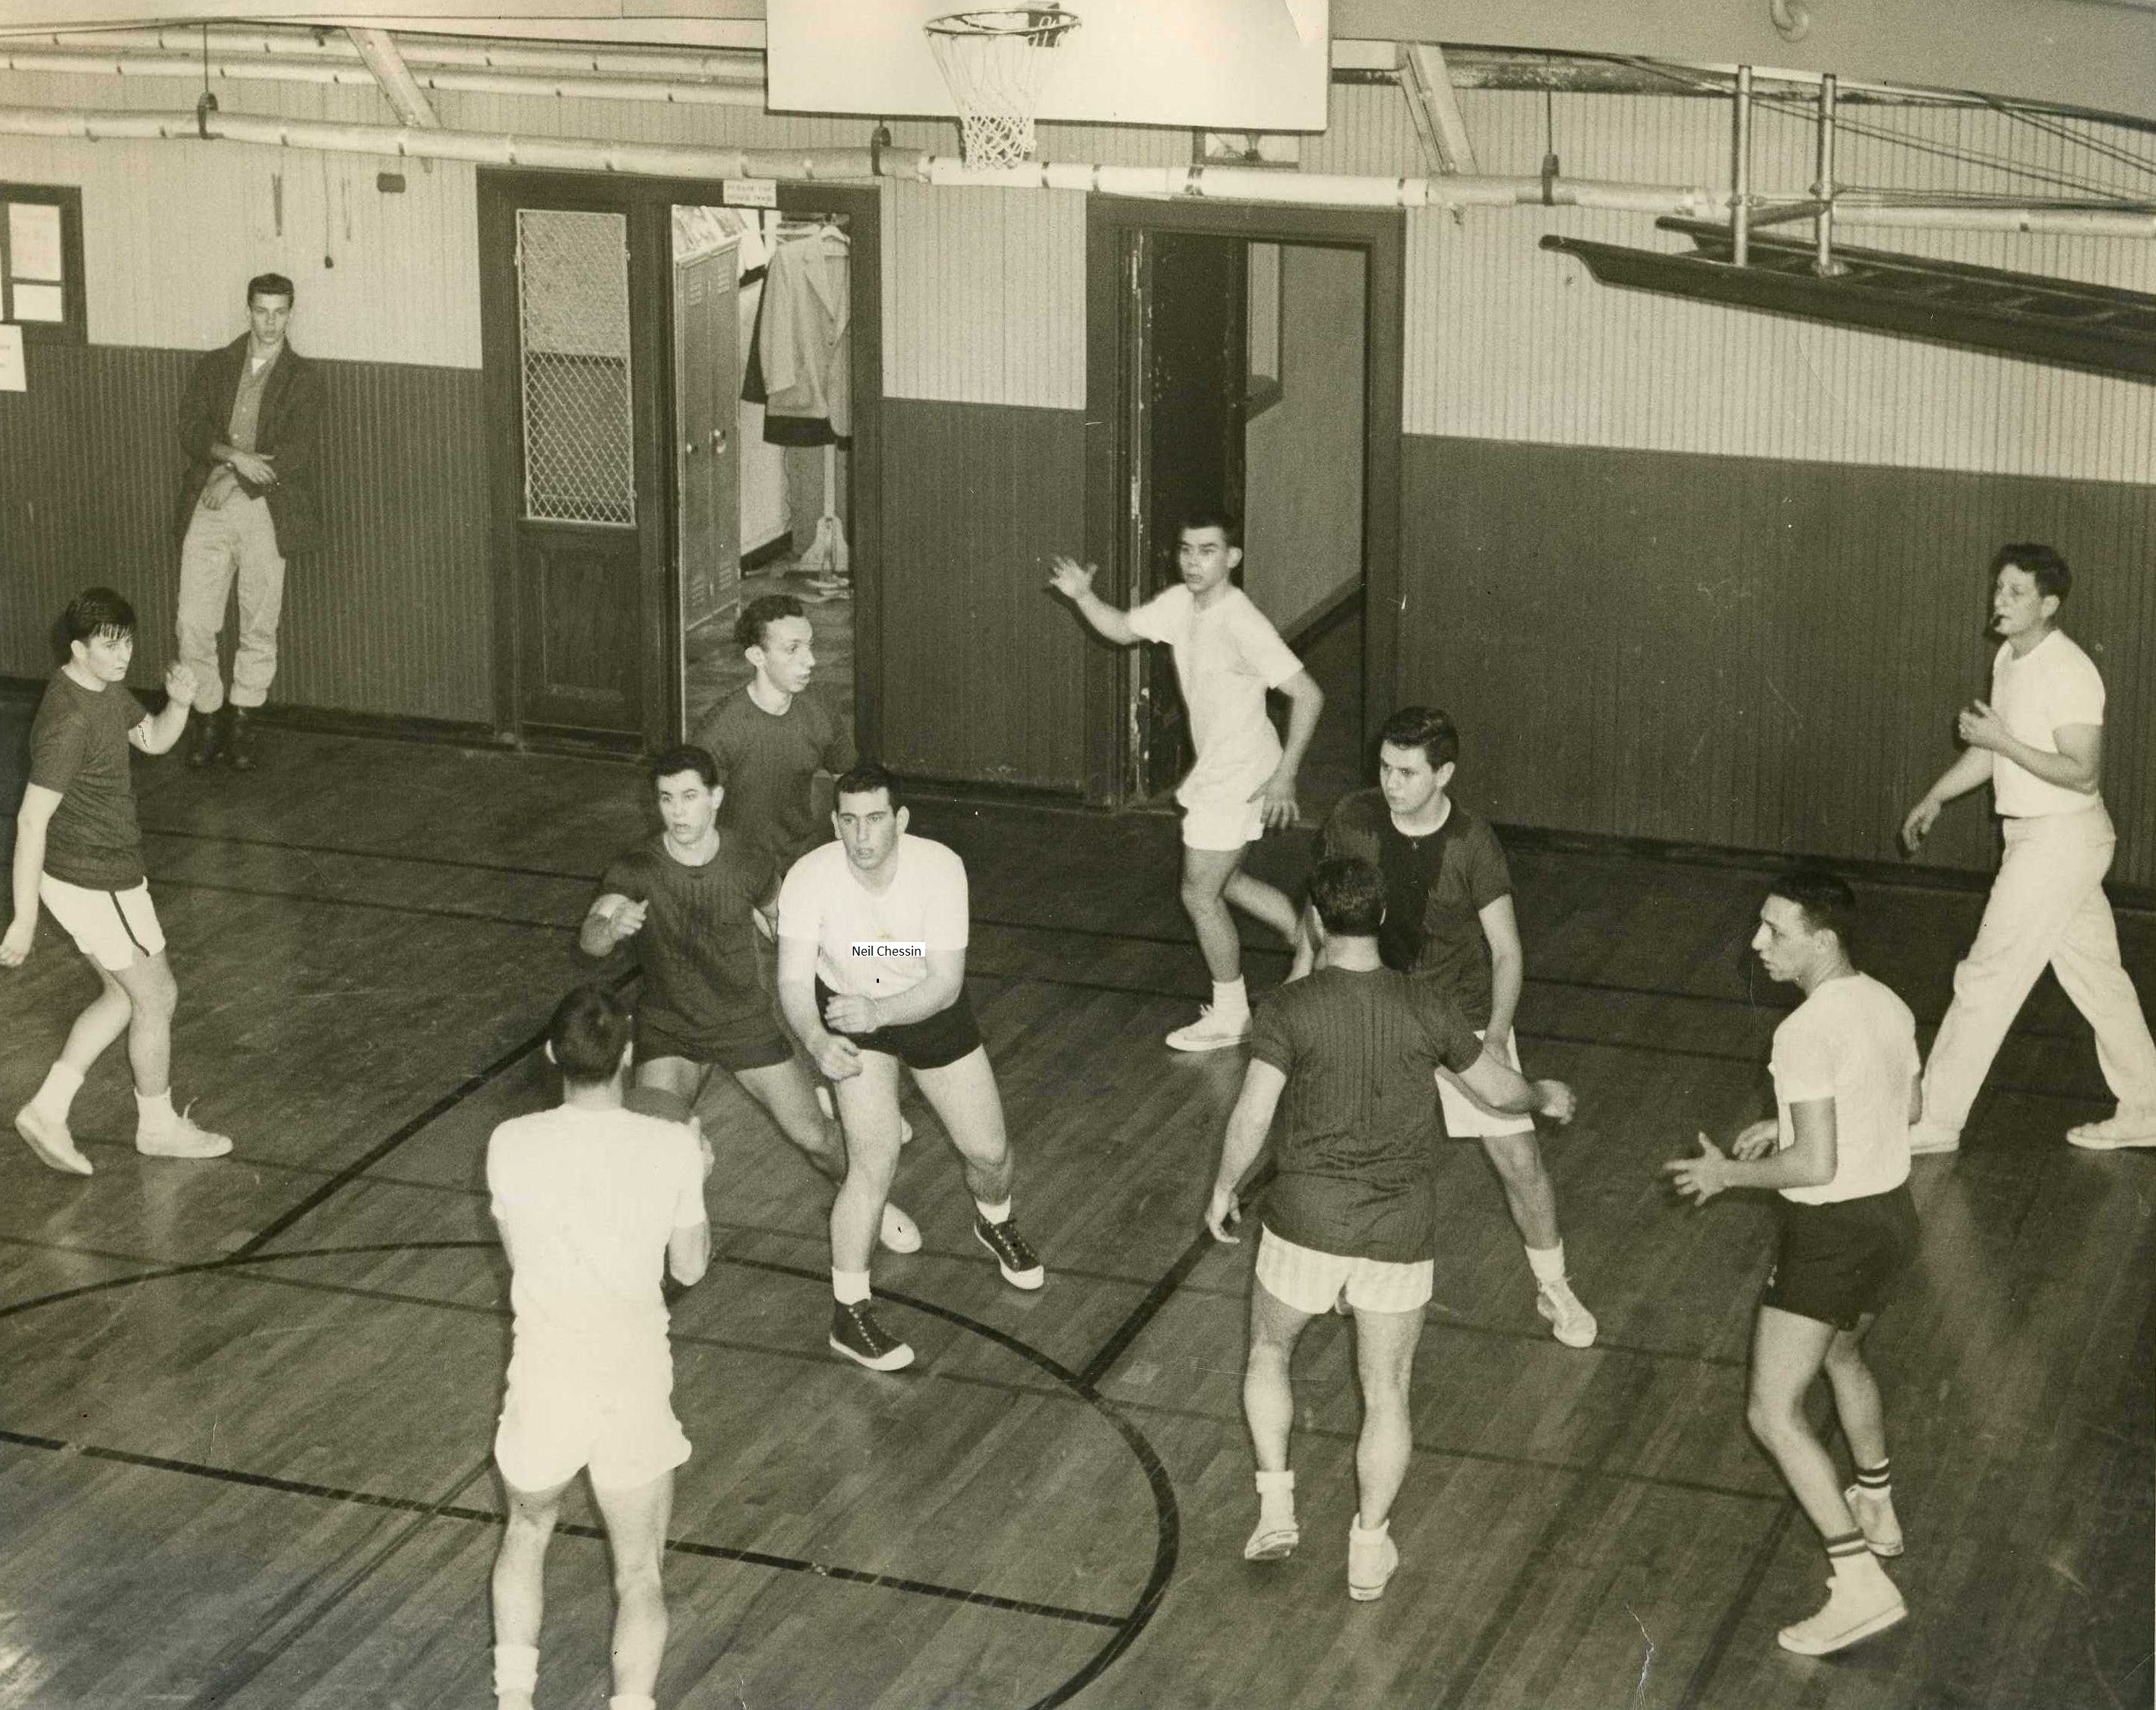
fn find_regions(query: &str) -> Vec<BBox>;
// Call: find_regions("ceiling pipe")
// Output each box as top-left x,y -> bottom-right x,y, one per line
346,28 -> 438,128
0,49 -> 769,107
0,27 -> 764,84
0,104 -> 884,179
0,103 -> 2147,238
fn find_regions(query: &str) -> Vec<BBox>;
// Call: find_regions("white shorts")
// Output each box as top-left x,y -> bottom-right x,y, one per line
1255,1226 -> 1434,1316
1177,763 -> 1272,852
1436,1028 -> 1536,1139
494,1351 -> 691,1494
39,874 -> 166,972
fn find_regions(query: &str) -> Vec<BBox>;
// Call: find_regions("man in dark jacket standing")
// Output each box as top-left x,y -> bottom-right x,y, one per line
173,272 -> 324,771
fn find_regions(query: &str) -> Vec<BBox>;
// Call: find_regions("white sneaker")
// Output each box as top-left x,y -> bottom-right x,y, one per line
1242,1510 -> 1299,1562
1165,1006 -> 1250,1052
1907,1120 -> 1962,1156
136,1105 -> 233,1161
1347,1522 -> 1399,1601
878,1202 -> 922,1254
1536,1278 -> 1598,1348
1775,1559 -> 1907,1655
2067,1106 -> 2156,1150
14,1105 -> 93,1176
1845,1484 -> 1904,1557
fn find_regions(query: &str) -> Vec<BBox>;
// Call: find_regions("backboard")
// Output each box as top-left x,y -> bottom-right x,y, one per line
765,0 -> 1330,134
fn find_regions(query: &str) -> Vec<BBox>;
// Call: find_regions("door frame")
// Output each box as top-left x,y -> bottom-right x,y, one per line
479,169 -> 884,754
1082,196 -> 1403,807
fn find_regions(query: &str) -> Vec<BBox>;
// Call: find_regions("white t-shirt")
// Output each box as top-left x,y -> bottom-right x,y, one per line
487,1105 -> 706,1367
1127,585 -> 1303,795
1990,630 -> 2105,819
777,833 -> 969,1000
1769,974 -> 1917,1206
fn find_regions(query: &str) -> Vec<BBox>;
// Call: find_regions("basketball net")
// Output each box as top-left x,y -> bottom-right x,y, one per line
926,7 -> 1081,169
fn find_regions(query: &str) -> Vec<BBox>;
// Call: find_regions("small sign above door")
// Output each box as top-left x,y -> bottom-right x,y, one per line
722,179 -> 779,208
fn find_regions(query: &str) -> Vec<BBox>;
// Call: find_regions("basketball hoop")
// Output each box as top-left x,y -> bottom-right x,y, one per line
925,6 -> 1081,169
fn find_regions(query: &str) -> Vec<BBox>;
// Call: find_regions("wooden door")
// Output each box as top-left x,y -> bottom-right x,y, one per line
484,196 -> 658,741
1127,229 -> 1249,800
674,244 -> 739,647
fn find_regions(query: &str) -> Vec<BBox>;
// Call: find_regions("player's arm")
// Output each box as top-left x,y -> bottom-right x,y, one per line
1046,556 -> 1140,646
1458,1048 -> 1573,1123
1958,706 -> 2101,795
1251,670 -> 1324,828
778,926 -> 861,1082
1478,893 -> 1525,1047
1900,743 -> 1995,852
131,665 -> 198,756
827,945 -> 965,1034
1206,1059 -> 1288,1241
578,891 -> 645,958
1907,1073 -> 1923,1128
1,785 -> 63,967
1666,1098 -> 1837,1203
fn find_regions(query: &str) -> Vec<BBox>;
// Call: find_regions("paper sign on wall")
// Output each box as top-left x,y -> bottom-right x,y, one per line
11,283 -> 62,321
0,324 -> 25,393
7,203 -> 62,280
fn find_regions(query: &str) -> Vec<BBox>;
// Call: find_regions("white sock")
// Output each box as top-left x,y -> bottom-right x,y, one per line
492,1643 -> 539,1695
134,1089 -> 175,1139
30,1062 -> 84,1121
1211,978 -> 1249,1018
974,1197 -> 1012,1226
1525,1242 -> 1567,1286
832,1268 -> 871,1305
609,1698 -> 657,1710
1255,1468 -> 1295,1519
1351,1515 -> 1390,1539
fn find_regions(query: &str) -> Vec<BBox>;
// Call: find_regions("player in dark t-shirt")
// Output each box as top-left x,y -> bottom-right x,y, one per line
580,746 -> 920,1279
1313,706 -> 1599,1351
1207,858 -> 1575,1601
689,593 -> 855,910
7,588 -> 233,1174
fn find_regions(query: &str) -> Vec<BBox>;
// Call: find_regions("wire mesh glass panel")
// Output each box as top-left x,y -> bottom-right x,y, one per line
517,208 -> 635,526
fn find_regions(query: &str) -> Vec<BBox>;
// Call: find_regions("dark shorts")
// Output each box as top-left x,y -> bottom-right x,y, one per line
1762,1184 -> 1919,1332
814,977 -> 982,1072
634,1004 -> 792,1075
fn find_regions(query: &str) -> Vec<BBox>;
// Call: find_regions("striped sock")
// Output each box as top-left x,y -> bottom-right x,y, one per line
1825,1530 -> 1870,1567
1854,1460 -> 1891,1497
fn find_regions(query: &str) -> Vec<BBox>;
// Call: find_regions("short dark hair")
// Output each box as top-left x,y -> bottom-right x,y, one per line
735,592 -> 807,653
833,761 -> 902,811
246,272 -> 296,307
1768,867 -> 1859,962
650,744 -> 718,789
1992,542 -> 2070,604
62,587 -> 136,646
1377,706 -> 1459,773
1177,507 -> 1242,549
1307,857 -> 1386,937
548,984 -> 633,1086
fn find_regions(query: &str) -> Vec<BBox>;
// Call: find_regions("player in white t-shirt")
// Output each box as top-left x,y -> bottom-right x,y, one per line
1666,871 -> 1918,1658
1049,510 -> 1326,1051
1900,544 -> 2156,1153
776,764 -> 1043,1373
485,985 -> 710,1710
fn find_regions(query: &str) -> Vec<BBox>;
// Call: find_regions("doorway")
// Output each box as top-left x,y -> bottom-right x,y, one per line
478,172 -> 882,756
1083,198 -> 1402,815
671,204 -> 857,750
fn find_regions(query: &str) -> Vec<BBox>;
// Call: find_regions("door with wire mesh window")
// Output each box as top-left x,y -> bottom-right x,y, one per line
499,203 -> 650,736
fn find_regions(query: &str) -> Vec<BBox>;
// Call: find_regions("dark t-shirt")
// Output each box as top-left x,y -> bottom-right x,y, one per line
1248,965 -> 1483,1263
599,833 -> 773,1046
29,672 -> 150,890
1322,791 -> 1512,1026
692,687 -> 855,884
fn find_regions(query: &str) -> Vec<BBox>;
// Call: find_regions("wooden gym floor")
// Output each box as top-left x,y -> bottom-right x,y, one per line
0,722 -> 2148,1708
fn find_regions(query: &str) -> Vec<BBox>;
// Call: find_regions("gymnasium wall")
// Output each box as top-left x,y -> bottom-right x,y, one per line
1,71 -> 2151,877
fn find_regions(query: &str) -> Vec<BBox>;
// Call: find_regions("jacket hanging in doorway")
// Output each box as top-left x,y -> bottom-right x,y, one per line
741,231 -> 850,447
